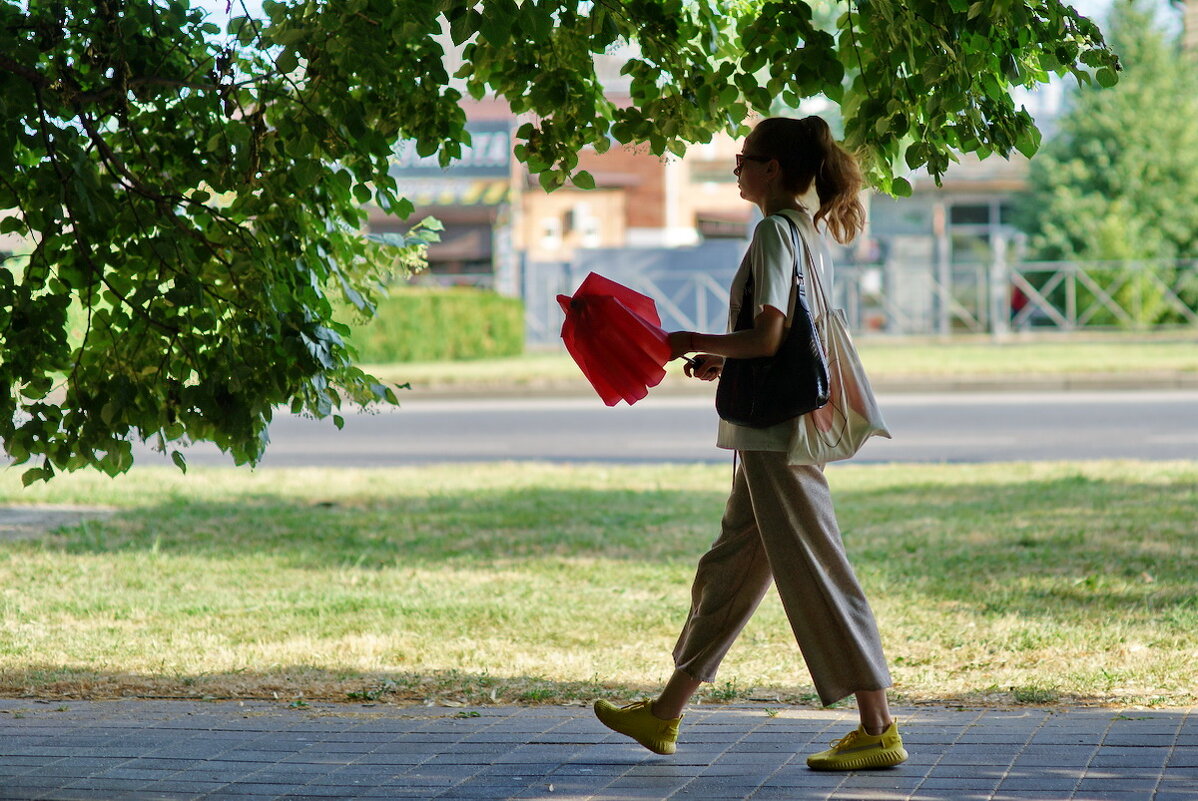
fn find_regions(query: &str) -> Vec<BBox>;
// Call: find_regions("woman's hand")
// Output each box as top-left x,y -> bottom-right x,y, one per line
684,354 -> 724,381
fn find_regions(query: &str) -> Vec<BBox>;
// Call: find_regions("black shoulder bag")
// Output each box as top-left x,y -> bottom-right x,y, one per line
715,215 -> 830,428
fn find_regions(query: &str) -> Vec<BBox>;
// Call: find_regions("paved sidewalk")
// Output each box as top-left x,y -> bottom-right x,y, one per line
1,700 -> 1194,801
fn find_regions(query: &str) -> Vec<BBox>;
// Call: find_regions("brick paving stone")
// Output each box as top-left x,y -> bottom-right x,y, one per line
219,782 -> 316,795
91,767 -> 178,782
40,792 -> 160,801
1166,766 -> 1198,778
824,789 -> 911,800
664,777 -> 762,798
766,770 -> 849,787
1011,747 -> 1099,766
724,741 -> 796,753
1171,747 -> 1198,767
740,728 -> 815,740
753,788 -> 851,801
916,776 -> 1003,791
838,772 -> 928,789
936,748 -> 1025,765
1089,749 -> 1170,768
699,762 -> 779,776
904,748 -> 950,764
711,750 -> 790,764
57,777 -> 151,791
621,764 -> 708,779
995,776 -> 1079,792
921,765 -> 1010,779
126,780 -> 229,793
548,762 -> 632,777
12,762 -> 117,779
1079,776 -> 1164,792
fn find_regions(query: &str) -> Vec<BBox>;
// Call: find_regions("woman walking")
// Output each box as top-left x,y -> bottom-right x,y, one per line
593,116 -> 907,771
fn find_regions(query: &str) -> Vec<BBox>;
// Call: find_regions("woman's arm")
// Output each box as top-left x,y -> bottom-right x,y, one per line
668,306 -> 785,361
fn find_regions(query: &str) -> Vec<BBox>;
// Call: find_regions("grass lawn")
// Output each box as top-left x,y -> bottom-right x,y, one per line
365,333 -> 1198,391
0,460 -> 1195,709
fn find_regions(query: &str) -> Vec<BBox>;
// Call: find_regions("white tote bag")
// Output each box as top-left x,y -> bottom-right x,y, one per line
787,228 -> 891,465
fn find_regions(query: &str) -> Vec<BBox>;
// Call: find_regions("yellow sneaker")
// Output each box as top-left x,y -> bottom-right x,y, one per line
593,699 -> 681,755
806,720 -> 908,770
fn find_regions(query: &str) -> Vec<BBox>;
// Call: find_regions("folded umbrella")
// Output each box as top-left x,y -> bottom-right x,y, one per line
557,272 -> 673,406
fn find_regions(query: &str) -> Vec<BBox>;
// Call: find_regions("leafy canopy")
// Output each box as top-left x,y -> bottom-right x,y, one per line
0,0 -> 1118,482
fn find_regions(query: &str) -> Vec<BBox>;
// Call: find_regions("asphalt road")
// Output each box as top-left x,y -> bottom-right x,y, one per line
131,389 -> 1198,467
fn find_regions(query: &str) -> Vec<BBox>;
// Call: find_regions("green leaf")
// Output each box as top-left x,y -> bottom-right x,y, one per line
276,48 -> 299,74
449,7 -> 479,46
905,143 -> 927,170
572,170 -> 596,190
891,177 -> 913,197
21,467 -> 49,487
1015,125 -> 1042,159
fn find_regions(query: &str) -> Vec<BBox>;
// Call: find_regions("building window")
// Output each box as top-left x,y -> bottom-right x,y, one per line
949,204 -> 990,226
580,216 -> 601,249
540,217 -> 562,252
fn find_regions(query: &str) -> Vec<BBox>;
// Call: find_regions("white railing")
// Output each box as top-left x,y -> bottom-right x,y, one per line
524,251 -> 1198,343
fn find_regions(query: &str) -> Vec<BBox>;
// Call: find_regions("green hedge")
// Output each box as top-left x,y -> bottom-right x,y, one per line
343,287 -> 524,363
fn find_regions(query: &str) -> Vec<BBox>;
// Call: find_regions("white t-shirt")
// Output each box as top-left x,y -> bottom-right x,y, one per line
715,208 -> 833,452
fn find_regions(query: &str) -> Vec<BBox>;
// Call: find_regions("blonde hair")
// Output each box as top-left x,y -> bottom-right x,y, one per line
745,116 -> 866,244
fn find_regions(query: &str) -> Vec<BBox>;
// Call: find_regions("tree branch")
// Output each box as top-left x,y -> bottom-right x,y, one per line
31,88 -> 182,340
847,2 -> 877,101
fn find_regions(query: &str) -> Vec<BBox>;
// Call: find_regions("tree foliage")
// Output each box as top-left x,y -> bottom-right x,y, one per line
1018,0 -> 1198,263
1,0 -> 1118,481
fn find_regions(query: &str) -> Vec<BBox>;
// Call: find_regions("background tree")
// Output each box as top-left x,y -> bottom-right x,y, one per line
1018,0 -> 1198,263
1,0 -> 1119,482
1014,0 -> 1198,325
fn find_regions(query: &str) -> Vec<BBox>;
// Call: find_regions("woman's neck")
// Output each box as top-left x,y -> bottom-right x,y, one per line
758,192 -> 803,217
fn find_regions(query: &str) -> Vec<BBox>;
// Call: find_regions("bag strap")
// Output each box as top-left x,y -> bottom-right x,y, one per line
734,216 -> 804,332
779,212 -> 830,322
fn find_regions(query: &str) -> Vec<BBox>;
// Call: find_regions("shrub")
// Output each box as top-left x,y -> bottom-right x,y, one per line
342,287 -> 524,363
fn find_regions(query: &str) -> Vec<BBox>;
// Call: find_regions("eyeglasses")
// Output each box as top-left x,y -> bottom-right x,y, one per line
735,153 -> 772,170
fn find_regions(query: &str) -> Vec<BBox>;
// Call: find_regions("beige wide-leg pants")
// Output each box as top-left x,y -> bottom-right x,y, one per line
671,450 -> 892,707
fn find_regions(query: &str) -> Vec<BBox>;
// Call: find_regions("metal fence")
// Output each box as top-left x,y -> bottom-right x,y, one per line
523,240 -> 746,345
524,247 -> 1198,344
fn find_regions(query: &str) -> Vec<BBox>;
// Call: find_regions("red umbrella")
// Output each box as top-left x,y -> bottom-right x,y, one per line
557,272 -> 673,406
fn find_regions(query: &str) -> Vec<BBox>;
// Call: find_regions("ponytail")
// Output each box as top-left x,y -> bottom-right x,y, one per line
747,116 -> 866,245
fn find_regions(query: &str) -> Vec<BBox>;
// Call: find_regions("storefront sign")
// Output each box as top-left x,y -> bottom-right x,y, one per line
391,122 -> 511,178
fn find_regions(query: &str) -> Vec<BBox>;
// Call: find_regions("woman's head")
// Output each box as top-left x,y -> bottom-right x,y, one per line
738,116 -> 866,244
